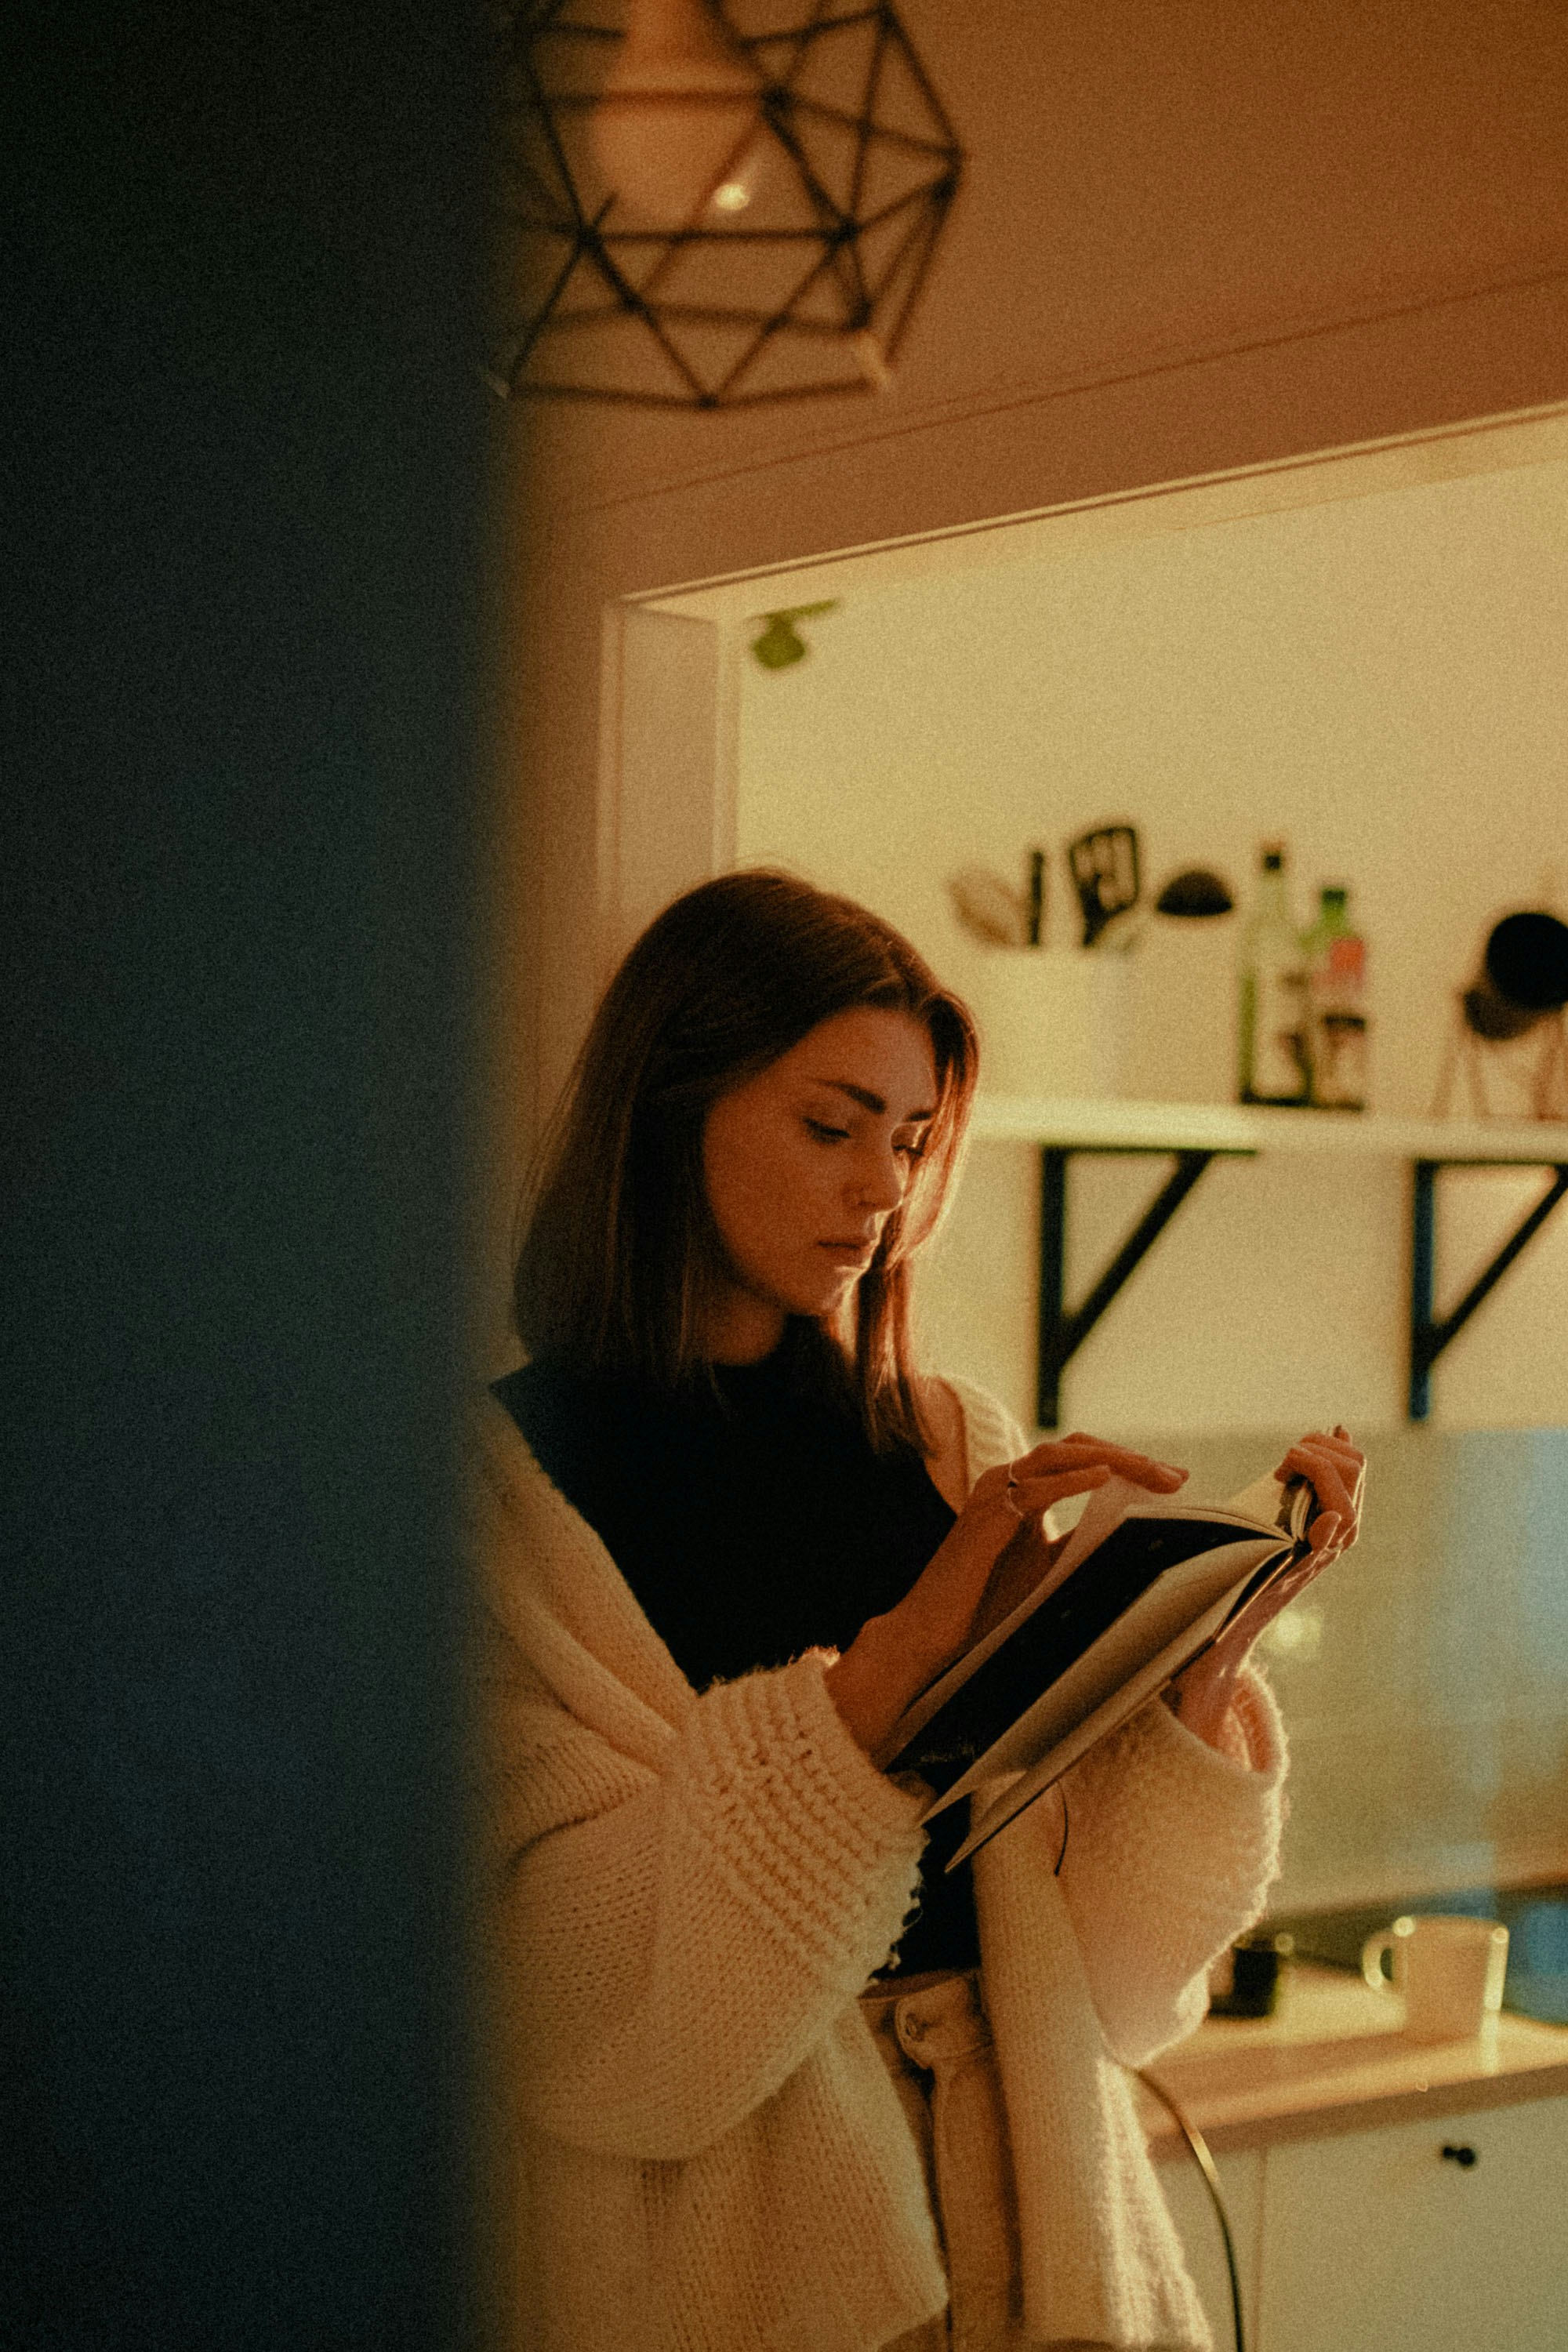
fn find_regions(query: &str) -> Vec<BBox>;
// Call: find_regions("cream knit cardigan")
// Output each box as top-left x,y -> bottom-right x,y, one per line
470,1374 -> 1289,2352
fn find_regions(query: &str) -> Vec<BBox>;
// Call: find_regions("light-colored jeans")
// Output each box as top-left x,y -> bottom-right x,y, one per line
858,1968 -> 1023,2352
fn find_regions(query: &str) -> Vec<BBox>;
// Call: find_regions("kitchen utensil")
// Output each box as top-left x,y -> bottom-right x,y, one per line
1360,1913 -> 1509,2041
1155,866 -> 1235,918
1068,822 -> 1141,948
1026,849 -> 1047,947
949,866 -> 1029,948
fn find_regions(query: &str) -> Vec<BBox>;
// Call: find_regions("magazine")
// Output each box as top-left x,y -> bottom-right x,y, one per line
871,1466 -> 1315,1868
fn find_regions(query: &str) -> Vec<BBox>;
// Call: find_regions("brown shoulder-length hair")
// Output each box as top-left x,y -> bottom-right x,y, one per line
512,869 -> 979,1456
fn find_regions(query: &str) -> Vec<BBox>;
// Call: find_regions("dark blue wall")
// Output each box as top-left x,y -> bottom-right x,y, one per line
3,6 -> 496,2343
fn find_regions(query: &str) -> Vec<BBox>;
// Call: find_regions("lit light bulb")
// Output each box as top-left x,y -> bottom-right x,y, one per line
591,0 -> 765,226
705,122 -> 778,217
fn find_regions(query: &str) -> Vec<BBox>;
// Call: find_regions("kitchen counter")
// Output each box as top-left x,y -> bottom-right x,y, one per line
1136,1961 -> 1568,2156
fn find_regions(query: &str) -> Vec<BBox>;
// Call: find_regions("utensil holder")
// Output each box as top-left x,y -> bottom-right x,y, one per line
969,949 -> 1128,1098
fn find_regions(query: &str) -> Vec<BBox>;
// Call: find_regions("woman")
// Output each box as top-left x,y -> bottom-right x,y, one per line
471,869 -> 1363,2352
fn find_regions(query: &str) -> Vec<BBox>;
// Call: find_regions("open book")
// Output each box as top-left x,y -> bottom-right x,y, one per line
870,1467 -> 1315,1870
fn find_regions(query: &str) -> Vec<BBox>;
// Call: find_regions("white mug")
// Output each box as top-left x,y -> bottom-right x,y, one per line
1360,1913 -> 1509,2042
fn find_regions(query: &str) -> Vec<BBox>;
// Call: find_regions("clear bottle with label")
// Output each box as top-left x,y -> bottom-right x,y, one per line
1302,884 -> 1368,1109
1238,844 -> 1309,1105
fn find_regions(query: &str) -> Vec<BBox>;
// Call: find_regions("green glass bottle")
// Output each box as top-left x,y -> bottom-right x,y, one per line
1302,884 -> 1367,1109
1238,844 -> 1310,1105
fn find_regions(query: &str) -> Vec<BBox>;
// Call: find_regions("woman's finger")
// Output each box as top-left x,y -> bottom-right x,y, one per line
1283,1432 -> 1366,1497
1002,1466 -> 1114,1514
1278,1436 -> 1362,1476
1274,1444 -> 1359,1526
924,1454 -> 1122,1583
1014,1439 -> 1181,1472
1281,1453 -> 1355,1522
1306,1508 -> 1343,1559
1021,1432 -> 1185,1468
962,1463 -> 1113,1529
1283,1428 -> 1363,1465
1012,1437 -> 1188,1491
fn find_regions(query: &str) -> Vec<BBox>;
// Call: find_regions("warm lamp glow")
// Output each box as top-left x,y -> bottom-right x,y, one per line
590,0 -> 766,225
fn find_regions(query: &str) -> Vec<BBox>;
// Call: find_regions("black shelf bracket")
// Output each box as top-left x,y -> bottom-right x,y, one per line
1409,1156 -> 1568,1421
1036,1145 -> 1254,1428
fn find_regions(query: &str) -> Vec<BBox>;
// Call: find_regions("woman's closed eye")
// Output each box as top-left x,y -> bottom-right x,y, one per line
804,1116 -> 925,1160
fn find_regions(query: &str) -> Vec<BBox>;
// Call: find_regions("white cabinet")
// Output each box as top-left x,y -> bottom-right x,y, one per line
1258,2096 -> 1568,2352
1156,2096 -> 1568,2352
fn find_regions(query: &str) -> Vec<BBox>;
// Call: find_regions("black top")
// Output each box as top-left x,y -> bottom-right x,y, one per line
493,1322 -> 980,1977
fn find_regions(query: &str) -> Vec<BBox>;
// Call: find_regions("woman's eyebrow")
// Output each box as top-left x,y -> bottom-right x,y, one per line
809,1079 -> 937,1121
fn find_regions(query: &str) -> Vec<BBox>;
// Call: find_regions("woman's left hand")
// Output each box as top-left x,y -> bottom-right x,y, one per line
1164,1425 -> 1365,1748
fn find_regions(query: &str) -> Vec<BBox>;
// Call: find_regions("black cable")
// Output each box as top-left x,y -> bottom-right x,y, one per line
1134,2068 -> 1245,2352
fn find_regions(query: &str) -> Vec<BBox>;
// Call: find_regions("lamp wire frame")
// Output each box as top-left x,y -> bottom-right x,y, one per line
490,1 -> 966,408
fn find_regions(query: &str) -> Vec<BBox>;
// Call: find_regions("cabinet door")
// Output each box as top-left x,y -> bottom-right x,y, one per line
1258,2095 -> 1568,2352
1155,2147 -> 1262,2352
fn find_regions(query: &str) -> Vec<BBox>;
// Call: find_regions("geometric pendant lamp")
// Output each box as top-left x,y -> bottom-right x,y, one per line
488,0 -> 965,408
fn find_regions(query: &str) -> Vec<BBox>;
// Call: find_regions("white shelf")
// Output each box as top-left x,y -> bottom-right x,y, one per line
969,1095 -> 1568,1164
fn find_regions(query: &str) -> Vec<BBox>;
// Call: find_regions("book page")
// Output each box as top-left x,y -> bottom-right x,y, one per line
924,1532 -> 1285,1820
939,1479 -> 1316,1865
873,1473 -> 1298,1772
943,1577 -> 1254,1868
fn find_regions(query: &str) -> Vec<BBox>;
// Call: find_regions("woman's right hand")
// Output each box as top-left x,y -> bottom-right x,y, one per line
824,1434 -> 1189,1760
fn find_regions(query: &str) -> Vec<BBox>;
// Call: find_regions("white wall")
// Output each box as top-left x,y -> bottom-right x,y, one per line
735,453 -> 1568,1434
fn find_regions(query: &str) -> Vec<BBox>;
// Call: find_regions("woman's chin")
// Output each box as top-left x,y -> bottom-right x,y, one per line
820,1282 -> 870,1332
772,1275 -> 855,1325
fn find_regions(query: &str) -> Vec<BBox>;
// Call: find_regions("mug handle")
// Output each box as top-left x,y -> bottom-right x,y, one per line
1361,1930 -> 1398,1992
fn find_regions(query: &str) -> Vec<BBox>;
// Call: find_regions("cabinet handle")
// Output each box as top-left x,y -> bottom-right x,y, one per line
1440,2143 -> 1478,2169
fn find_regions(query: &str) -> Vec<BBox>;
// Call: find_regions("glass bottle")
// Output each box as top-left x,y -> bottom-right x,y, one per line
1302,884 -> 1368,1110
1238,844 -> 1309,1105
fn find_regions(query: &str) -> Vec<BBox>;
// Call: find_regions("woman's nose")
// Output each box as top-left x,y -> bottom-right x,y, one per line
853,1145 -> 907,1212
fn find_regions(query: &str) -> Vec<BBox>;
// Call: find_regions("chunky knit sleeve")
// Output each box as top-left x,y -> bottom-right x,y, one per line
478,1516 -> 927,2164
1055,1664 -> 1288,2064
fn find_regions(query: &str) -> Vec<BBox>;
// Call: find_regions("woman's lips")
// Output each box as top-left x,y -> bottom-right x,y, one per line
818,1240 -> 877,1267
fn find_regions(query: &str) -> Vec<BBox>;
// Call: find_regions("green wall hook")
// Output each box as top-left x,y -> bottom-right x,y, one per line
749,601 -> 840,669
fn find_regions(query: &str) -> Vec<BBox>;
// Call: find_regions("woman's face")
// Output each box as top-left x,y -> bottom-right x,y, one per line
699,1006 -> 939,1363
